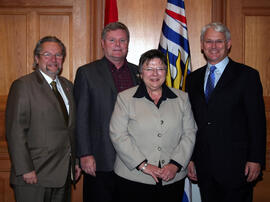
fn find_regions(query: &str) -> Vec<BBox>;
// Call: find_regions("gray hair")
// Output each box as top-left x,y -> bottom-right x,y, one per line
200,22 -> 231,41
33,36 -> 66,69
101,22 -> 130,42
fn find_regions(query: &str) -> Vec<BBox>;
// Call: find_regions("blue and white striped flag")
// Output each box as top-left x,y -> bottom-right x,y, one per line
159,1 -> 202,202
159,0 -> 191,91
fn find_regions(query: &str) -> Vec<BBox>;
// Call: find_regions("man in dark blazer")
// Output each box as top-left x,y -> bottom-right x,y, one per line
186,22 -> 266,202
6,36 -> 81,202
74,22 -> 140,202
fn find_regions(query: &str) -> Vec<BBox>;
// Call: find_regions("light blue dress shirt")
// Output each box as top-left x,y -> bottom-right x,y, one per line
204,57 -> 229,92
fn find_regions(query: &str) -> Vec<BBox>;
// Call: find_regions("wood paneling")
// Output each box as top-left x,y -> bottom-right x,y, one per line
0,152 -> 13,202
245,15 -> 270,96
0,96 -> 7,143
0,0 -> 73,7
226,0 -> 270,201
0,14 -> 27,95
1,0 -> 269,201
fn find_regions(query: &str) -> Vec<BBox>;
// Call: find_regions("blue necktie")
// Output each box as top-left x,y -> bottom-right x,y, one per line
205,66 -> 216,102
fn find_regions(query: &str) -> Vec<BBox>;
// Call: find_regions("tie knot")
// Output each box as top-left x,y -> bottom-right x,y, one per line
210,66 -> 216,73
50,81 -> 57,91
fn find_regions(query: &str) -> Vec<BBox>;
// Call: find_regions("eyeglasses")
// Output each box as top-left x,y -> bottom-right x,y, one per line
204,40 -> 226,45
143,67 -> 166,73
39,52 -> 63,59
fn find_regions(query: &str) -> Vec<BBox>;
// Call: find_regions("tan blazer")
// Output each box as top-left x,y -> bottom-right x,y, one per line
110,85 -> 197,185
6,70 -> 76,187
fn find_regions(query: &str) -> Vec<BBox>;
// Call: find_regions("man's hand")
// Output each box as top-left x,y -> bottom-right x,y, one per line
23,171 -> 37,184
159,164 -> 178,182
245,162 -> 261,182
75,165 -> 82,181
187,161 -> 198,181
80,155 -> 96,176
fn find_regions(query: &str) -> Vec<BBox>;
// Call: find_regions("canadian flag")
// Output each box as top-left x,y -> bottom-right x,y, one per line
104,0 -> 118,26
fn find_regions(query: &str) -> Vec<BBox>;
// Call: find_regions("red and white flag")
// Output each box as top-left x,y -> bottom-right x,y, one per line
104,0 -> 118,26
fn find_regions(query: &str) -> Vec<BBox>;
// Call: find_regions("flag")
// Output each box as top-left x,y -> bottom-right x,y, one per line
159,0 -> 191,91
104,0 -> 118,26
159,1 -> 202,202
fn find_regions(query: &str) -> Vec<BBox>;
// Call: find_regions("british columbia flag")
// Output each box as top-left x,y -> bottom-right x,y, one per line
159,0 -> 191,91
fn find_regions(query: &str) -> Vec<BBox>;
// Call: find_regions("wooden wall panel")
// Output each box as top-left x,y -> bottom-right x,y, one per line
0,14 -> 27,95
1,0 -> 269,201
0,96 -> 6,143
226,0 -> 270,201
245,15 -> 270,96
0,153 -> 14,202
0,0 -> 73,7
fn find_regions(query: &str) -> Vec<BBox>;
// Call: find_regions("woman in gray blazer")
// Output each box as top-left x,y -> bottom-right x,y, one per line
110,49 -> 197,202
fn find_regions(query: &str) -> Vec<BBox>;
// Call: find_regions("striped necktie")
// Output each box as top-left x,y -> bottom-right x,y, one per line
205,66 -> 216,103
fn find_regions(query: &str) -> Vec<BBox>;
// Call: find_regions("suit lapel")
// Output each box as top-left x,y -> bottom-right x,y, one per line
98,58 -> 118,94
59,78 -> 74,127
210,60 -> 237,101
34,70 -> 71,127
127,63 -> 140,85
34,70 -> 59,106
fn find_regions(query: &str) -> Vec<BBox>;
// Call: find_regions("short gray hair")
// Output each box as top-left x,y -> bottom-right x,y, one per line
101,22 -> 130,42
200,22 -> 231,41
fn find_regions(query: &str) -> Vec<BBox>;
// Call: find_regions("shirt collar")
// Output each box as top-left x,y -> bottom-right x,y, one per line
207,56 -> 229,73
133,82 -> 177,100
39,69 -> 59,86
105,57 -> 128,71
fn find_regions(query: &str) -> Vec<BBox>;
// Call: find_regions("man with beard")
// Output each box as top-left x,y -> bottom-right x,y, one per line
6,36 -> 81,202
186,22 -> 266,202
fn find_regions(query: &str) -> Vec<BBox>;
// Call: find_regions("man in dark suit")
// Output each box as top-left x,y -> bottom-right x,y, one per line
74,22 -> 140,202
186,22 -> 266,202
6,36 -> 81,202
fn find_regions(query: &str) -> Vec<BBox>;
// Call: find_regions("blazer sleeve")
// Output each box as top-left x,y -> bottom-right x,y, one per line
74,67 -> 93,157
244,69 -> 266,167
5,80 -> 34,176
110,93 -> 146,170
170,94 -> 197,169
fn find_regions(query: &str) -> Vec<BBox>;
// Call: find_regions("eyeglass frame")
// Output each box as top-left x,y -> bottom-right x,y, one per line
39,52 -> 64,59
203,39 -> 227,46
142,67 -> 167,74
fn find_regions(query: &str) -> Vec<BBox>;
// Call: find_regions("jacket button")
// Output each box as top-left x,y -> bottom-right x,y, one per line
157,133 -> 162,137
208,122 -> 211,125
160,120 -> 164,125
161,160 -> 165,164
157,147 -> 161,151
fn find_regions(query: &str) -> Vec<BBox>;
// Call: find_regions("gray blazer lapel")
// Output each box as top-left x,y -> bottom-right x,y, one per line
98,58 -> 117,94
